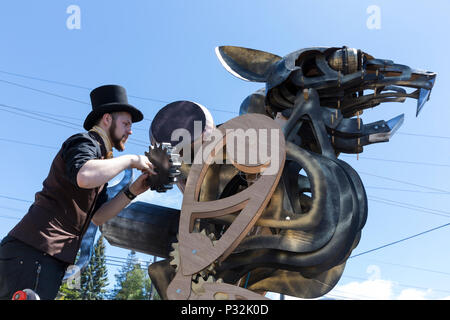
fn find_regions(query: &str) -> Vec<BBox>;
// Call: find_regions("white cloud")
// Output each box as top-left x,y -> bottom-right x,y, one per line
266,273 -> 443,300
395,288 -> 432,300
326,278 -> 440,300
330,279 -> 394,300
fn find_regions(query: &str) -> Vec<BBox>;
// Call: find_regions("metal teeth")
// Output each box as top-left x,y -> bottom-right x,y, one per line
169,169 -> 181,177
191,275 -> 215,295
169,242 -> 180,272
146,142 -> 182,193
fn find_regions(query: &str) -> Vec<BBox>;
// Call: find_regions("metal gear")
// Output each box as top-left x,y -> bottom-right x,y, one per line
191,275 -> 215,295
145,142 -> 181,192
169,242 -> 180,272
168,229 -> 222,297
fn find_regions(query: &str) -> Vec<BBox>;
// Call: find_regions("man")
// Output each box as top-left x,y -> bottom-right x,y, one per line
0,84 -> 155,300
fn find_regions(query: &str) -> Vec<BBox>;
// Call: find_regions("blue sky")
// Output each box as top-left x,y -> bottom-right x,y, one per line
0,0 -> 449,299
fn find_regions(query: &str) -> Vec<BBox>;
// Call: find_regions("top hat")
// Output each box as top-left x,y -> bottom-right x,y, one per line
150,100 -> 214,147
83,84 -> 144,130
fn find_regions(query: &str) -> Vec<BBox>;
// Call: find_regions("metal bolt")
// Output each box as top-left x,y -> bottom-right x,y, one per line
303,89 -> 309,100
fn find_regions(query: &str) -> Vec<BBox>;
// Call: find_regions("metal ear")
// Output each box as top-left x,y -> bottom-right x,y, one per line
215,46 -> 282,82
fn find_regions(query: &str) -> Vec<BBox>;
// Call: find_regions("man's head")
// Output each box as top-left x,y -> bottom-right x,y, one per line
96,111 -> 132,151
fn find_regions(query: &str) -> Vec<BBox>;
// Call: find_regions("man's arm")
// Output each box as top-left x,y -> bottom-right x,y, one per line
91,172 -> 150,226
77,154 -> 154,189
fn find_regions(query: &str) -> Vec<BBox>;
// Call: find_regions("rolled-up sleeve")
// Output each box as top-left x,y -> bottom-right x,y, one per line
61,134 -> 100,187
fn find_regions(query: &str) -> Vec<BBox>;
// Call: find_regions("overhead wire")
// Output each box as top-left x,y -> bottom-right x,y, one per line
341,155 -> 450,168
369,195 -> 450,219
0,71 -> 238,114
349,222 -> 450,259
357,257 -> 450,277
358,171 -> 450,194
0,102 -> 149,147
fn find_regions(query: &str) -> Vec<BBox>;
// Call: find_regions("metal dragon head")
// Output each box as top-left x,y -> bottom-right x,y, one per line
216,46 -> 436,155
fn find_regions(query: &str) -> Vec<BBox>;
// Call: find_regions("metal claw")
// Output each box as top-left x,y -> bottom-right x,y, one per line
368,114 -> 404,143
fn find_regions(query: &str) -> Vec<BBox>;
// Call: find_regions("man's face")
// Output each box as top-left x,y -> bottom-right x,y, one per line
109,112 -> 133,151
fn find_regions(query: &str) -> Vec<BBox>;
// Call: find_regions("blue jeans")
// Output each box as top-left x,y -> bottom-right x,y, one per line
0,236 -> 69,300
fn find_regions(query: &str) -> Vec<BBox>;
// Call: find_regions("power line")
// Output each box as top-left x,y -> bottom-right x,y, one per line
0,214 -> 21,221
370,198 -> 450,219
349,222 -> 450,259
0,137 -> 58,150
396,132 -> 450,140
341,155 -> 450,168
358,257 -> 450,277
0,104 -> 81,131
0,69 -> 91,90
0,102 -> 149,148
368,195 -> 450,219
0,194 -> 33,203
0,103 -> 88,131
358,171 -> 450,194
0,78 -> 90,105
365,186 -> 449,194
0,71 -> 238,114
0,205 -> 27,213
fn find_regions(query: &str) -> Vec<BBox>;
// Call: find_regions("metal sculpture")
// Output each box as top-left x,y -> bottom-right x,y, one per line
100,46 -> 436,300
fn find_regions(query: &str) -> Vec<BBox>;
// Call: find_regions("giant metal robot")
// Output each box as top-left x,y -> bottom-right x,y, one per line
70,46 -> 436,300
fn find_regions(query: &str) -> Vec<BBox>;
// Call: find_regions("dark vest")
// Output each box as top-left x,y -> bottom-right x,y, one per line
9,132 -> 107,264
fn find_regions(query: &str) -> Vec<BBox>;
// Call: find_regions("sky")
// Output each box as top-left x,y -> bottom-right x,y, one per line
0,0 -> 449,300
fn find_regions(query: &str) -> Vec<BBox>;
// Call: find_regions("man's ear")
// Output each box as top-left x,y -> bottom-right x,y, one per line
215,46 -> 282,82
100,113 -> 113,127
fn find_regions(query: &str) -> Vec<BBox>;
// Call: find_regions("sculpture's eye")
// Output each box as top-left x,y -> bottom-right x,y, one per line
327,47 -> 363,74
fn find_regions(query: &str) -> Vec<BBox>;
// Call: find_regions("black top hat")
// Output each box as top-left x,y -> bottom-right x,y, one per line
83,84 -> 144,130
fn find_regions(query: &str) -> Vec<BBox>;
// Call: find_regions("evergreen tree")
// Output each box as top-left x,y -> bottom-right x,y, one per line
57,235 -> 109,300
91,235 -> 109,299
81,235 -> 109,299
111,250 -> 155,300
57,282 -> 81,300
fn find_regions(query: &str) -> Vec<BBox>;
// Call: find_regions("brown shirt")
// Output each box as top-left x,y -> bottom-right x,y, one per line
9,131 -> 109,264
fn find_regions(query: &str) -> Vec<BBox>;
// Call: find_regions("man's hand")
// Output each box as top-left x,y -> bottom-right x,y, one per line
129,172 -> 152,196
130,155 -> 156,175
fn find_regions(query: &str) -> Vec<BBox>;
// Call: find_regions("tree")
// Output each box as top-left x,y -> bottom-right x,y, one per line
110,250 -> 155,300
81,235 -> 109,299
57,235 -> 109,300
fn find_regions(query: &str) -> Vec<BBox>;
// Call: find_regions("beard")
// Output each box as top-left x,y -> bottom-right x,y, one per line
109,121 -> 127,152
